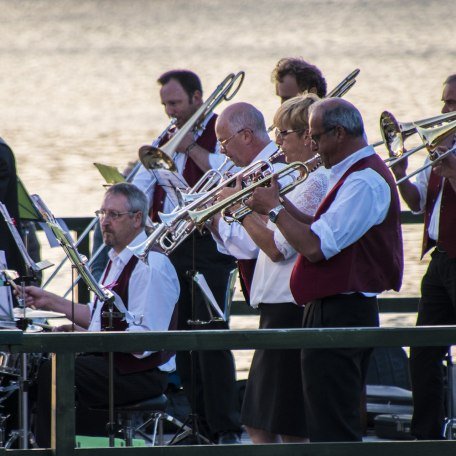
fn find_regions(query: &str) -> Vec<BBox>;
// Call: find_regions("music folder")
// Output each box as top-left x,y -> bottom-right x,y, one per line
93,163 -> 126,185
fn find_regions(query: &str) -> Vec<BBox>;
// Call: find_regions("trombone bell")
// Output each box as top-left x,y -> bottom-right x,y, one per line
139,145 -> 177,172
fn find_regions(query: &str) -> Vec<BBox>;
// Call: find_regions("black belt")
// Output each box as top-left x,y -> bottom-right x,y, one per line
435,244 -> 447,253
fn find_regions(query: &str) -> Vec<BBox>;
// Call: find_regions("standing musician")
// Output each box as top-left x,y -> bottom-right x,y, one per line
247,98 -> 403,442
19,183 -> 180,447
271,57 -> 327,104
210,102 -> 286,302
132,70 -> 241,444
390,74 -> 456,440
235,95 -> 329,443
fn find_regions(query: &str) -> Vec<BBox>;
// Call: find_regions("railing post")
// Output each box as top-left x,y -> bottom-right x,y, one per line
51,352 -> 75,456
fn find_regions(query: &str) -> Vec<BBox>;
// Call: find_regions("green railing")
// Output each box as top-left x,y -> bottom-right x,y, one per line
3,327 -> 456,455
12,210 -> 440,456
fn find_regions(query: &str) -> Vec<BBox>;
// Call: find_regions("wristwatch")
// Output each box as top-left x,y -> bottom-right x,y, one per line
268,204 -> 284,223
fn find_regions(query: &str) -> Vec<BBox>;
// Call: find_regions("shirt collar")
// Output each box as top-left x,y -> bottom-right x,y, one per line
251,141 -> 280,163
107,231 -> 147,265
328,144 -> 375,189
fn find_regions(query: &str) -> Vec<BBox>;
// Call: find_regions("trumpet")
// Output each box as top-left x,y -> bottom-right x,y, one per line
128,158 -> 272,260
187,154 -> 322,226
395,120 -> 456,184
374,110 -> 456,158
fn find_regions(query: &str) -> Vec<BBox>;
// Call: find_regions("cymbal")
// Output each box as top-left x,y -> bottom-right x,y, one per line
13,308 -> 65,319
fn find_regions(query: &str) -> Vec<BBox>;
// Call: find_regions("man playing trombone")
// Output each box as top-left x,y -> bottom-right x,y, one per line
132,70 -> 241,444
247,98 -> 403,442
390,74 -> 456,440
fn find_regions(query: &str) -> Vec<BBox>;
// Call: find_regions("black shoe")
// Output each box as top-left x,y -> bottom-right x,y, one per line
217,431 -> 241,445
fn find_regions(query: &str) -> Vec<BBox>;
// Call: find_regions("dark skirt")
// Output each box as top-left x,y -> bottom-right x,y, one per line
241,302 -> 307,437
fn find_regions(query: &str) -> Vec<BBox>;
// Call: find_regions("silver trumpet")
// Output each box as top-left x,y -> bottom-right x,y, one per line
187,154 -> 322,226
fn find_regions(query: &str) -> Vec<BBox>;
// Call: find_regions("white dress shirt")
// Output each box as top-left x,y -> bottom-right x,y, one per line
132,113 -> 227,214
250,166 -> 329,307
215,141 -> 284,259
88,231 -> 180,372
311,145 -> 391,260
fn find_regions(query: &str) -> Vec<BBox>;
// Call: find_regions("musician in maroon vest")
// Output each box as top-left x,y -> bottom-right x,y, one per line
247,98 -> 403,442
132,70 -> 241,444
391,74 -> 456,440
21,183 -> 180,447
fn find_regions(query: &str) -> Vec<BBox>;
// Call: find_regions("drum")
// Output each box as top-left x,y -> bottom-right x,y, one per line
0,325 -> 45,385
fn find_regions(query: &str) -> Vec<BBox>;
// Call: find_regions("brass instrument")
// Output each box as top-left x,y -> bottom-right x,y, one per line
139,72 -> 245,171
128,158 -> 272,260
375,110 -> 456,158
187,154 -> 322,226
395,120 -> 456,184
326,69 -> 360,98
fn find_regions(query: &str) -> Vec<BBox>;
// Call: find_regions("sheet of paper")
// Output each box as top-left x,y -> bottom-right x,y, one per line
192,272 -> 225,321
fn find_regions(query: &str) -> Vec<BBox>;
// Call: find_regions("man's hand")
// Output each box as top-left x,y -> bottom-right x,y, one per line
245,174 -> 281,215
16,286 -> 56,310
390,152 -> 409,181
432,148 -> 456,179
174,131 -> 195,153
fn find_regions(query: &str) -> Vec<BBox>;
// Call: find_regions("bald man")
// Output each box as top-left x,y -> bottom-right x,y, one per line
247,98 -> 404,442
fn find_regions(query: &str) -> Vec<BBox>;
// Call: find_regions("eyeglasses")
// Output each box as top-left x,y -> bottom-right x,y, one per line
274,128 -> 304,139
95,210 -> 136,221
309,127 -> 336,144
218,129 -> 246,151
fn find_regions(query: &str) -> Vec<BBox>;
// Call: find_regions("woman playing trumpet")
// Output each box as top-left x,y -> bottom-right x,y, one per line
229,95 -> 329,443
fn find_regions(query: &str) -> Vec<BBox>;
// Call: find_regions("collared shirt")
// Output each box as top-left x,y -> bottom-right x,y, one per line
132,113 -> 226,214
412,156 -> 442,241
88,231 -> 180,372
215,141 -> 283,259
250,166 -> 329,307
311,145 -> 391,260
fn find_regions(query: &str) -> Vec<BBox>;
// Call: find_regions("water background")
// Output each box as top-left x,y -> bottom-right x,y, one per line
1,0 -> 454,375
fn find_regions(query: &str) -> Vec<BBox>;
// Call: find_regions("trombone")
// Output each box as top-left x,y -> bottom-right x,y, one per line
139,71 -> 245,172
395,120 -> 456,184
374,110 -> 456,158
43,118 -> 178,290
186,154 -> 322,226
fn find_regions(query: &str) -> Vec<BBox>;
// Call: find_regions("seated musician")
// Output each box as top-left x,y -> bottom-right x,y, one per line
230,95 -> 329,443
21,182 -> 180,447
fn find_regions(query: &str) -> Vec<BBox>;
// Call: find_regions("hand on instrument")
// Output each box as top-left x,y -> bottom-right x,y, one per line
216,175 -> 242,202
245,174 -> 281,215
390,152 -> 409,180
432,148 -> 456,179
175,131 -> 195,153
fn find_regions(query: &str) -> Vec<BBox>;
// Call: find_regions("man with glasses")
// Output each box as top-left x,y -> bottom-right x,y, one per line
390,74 -> 456,440
20,183 -> 180,447
271,57 -> 327,104
247,98 -> 403,442
132,69 -> 241,445
210,102 -> 285,302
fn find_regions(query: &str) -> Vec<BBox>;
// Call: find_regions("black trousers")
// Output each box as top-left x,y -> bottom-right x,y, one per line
35,354 -> 168,448
301,294 -> 379,442
169,232 -> 241,437
410,249 -> 456,440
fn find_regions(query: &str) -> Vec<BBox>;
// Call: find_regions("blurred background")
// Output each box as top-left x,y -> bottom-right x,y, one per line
1,1 -> 454,365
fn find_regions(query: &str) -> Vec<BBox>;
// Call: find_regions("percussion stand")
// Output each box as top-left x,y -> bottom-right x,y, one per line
5,278 -> 38,449
443,348 -> 456,440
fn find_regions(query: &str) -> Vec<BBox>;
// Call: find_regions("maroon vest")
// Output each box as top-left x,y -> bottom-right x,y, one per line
100,255 -> 178,374
421,172 -> 456,259
290,154 -> 403,306
150,114 -> 218,222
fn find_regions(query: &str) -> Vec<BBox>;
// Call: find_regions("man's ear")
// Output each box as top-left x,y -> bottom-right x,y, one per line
192,90 -> 203,104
